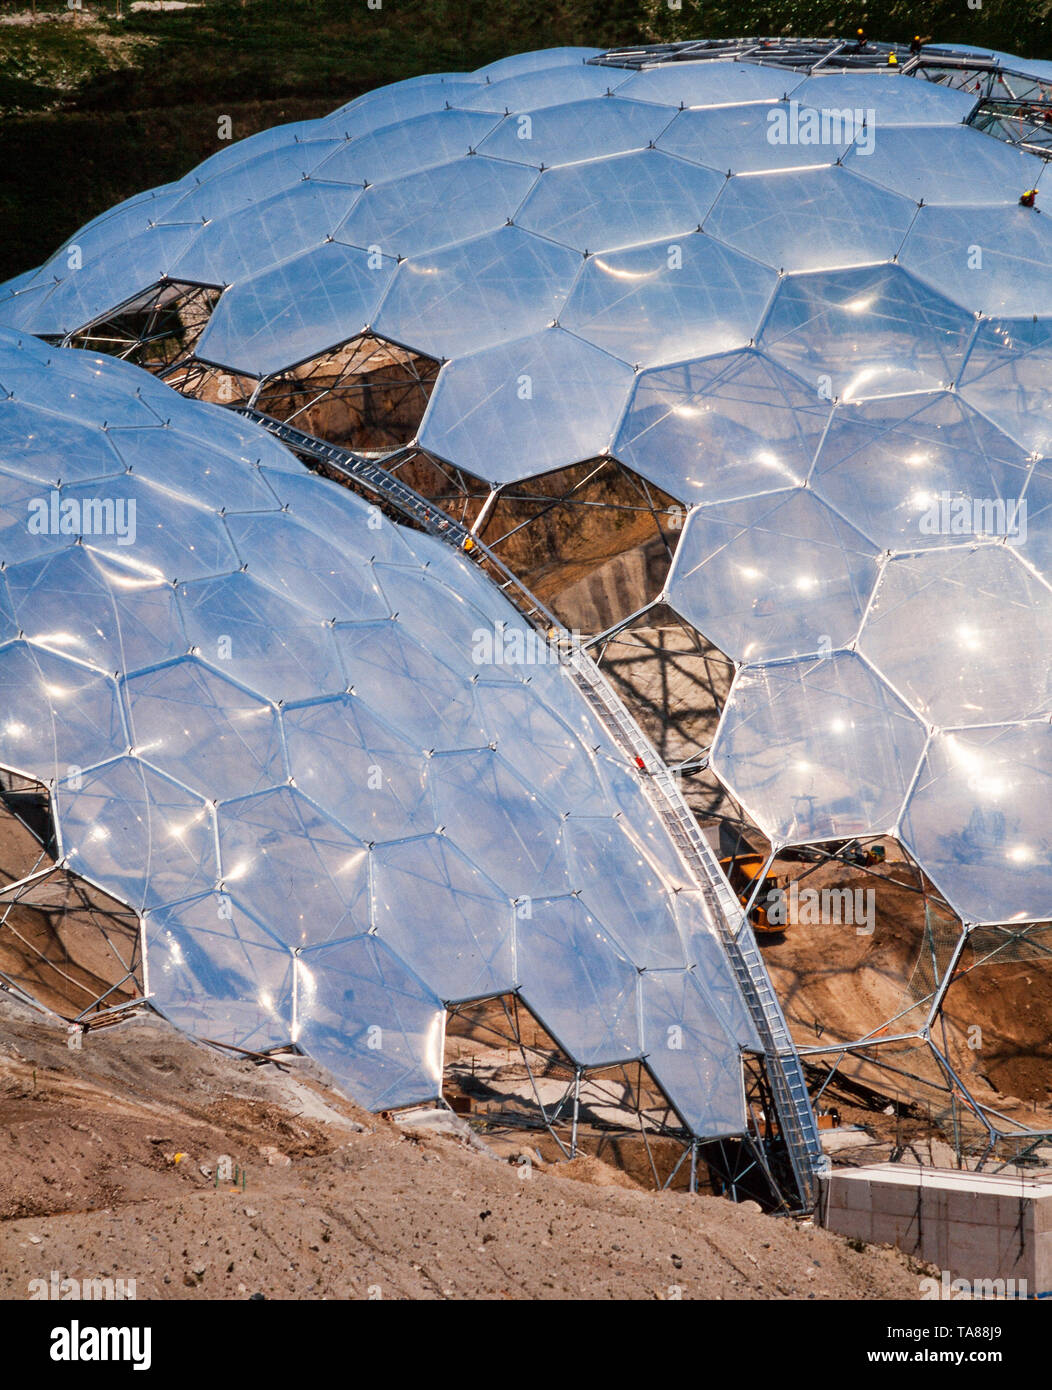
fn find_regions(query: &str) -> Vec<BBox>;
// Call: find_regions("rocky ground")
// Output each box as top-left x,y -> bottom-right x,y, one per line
0,992 -> 925,1301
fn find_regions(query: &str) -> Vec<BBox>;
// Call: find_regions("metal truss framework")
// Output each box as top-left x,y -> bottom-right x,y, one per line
588,36 -> 1052,161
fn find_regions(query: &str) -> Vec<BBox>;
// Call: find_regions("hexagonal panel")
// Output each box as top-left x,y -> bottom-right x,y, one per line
124,658 -> 285,800
616,59 -> 801,109
900,205 -> 1052,318
5,546 -> 187,674
810,391 -> 1033,552
335,621 -> 487,751
56,756 -> 217,912
615,349 -> 830,504
476,95 -> 670,168
418,327 -> 634,485
296,934 -> 445,1110
282,694 -> 433,842
315,108 -> 502,186
335,157 -> 537,260
760,264 -> 977,401
958,314 -> 1052,455
217,785 -> 370,949
667,488 -> 881,662
145,892 -> 294,1050
561,233 -> 776,368
516,150 -> 724,255
710,651 -> 928,844
900,723 -> 1052,924
704,166 -> 916,274
657,101 -> 853,174
564,816 -> 685,969
0,641 -> 125,781
516,895 -> 640,1065
372,835 -> 515,1000
859,548 -> 1052,726
177,570 -> 345,704
640,969 -> 748,1137
430,747 -> 570,899
373,225 -> 581,361
842,123 -> 1048,207
194,241 -> 399,378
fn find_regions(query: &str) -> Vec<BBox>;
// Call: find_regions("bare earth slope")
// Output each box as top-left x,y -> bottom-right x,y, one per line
0,994 -> 922,1301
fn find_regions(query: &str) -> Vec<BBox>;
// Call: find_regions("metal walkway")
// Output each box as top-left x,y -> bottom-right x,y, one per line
234,406 -> 825,1208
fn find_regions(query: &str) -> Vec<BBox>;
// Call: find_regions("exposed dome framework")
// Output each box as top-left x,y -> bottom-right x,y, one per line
2,36 -> 1050,1166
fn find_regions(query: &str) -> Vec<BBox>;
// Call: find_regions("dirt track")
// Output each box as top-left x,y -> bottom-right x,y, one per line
0,993 -> 924,1301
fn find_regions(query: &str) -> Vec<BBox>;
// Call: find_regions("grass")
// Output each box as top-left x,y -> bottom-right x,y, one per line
1,0 -> 1049,282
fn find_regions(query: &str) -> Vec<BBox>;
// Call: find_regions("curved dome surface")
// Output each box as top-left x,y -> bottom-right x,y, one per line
0,325 -> 760,1132
2,40 -> 1049,932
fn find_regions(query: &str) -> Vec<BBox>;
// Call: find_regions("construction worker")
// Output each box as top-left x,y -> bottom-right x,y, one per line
853,26 -> 868,52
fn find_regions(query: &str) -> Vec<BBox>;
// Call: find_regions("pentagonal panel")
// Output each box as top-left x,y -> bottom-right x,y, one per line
760,264 -> 976,401
810,392 -> 1033,551
5,546 -> 187,674
217,786 -> 370,948
296,935 -> 445,1110
562,233 -> 776,368
0,401 -> 126,486
843,123 -> 1047,207
704,166 -> 916,274
315,108 -> 502,186
168,180 -> 360,290
0,641 -> 125,781
565,817 -> 685,969
516,150 -> 724,254
640,969 -> 748,1138
859,548 -> 1052,727
335,157 -> 537,260
430,748 -> 570,899
900,723 -> 1052,924
658,101 -> 852,174
667,489 -> 881,662
224,509 -> 390,624
900,205 -> 1052,318
373,225 -> 581,361
517,896 -> 640,1065
616,59 -> 801,109
56,756 -> 217,912
335,622 -> 487,750
282,694 -> 433,842
194,241 -> 399,377
124,658 -> 285,800
418,327 -> 633,485
176,570 -> 345,704
372,835 -> 515,1000
615,349 -> 829,503
958,314 -> 1052,455
476,95 -> 671,168
790,71 -> 978,126
710,651 -> 927,844
145,892 -> 294,1050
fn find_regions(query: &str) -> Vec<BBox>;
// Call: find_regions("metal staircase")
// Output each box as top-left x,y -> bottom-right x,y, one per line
234,406 -> 825,1209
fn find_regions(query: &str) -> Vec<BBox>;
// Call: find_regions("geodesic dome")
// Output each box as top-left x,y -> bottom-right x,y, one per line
0,323 -> 766,1136
3,39 -> 1048,931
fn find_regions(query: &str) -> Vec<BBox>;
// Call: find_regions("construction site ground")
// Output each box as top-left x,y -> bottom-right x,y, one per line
0,992 -> 925,1301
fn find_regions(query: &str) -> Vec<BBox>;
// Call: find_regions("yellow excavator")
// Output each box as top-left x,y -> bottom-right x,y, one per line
719,854 -> 787,935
